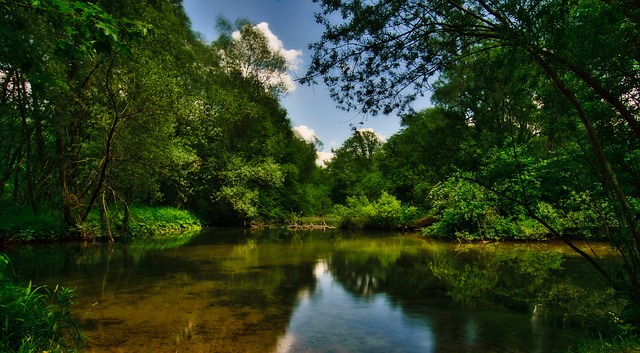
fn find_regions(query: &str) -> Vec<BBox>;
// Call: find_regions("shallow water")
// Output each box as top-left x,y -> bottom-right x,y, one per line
5,228 -> 613,352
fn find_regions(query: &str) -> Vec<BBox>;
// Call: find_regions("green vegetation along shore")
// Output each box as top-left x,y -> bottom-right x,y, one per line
2,0 -> 640,351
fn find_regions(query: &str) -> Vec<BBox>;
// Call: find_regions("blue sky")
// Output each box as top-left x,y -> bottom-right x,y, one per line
183,0 -> 429,159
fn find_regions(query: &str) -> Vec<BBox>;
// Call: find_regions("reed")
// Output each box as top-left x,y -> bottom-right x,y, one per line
0,253 -> 83,352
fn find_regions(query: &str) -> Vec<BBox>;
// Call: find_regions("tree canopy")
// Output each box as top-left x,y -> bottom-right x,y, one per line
304,0 -> 640,323
0,0 -> 326,231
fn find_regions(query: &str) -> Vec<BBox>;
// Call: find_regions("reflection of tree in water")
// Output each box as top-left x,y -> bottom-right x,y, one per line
326,241 -> 610,352
329,241 -> 610,312
430,246 -> 565,305
327,255 -> 382,296
6,231 -> 615,352
6,231 -> 321,352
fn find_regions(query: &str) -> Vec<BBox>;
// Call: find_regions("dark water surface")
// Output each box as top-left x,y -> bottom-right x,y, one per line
5,228 -> 613,352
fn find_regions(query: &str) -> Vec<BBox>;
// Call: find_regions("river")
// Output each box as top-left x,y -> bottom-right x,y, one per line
4,228 -> 615,352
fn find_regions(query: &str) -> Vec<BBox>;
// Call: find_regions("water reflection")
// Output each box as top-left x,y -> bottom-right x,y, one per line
4,229 -> 611,352
276,260 -> 435,353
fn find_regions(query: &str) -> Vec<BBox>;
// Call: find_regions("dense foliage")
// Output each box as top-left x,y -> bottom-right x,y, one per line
3,0 -> 640,344
0,0 -> 326,239
335,192 -> 420,229
303,0 -> 640,327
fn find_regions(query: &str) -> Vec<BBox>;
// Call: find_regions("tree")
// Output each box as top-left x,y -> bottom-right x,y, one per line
303,0 -> 640,321
0,1 -> 149,227
325,129 -> 384,204
0,0 -> 209,237
1,1 -> 324,234
214,18 -> 294,97
378,107 -> 471,209
171,18 -> 323,225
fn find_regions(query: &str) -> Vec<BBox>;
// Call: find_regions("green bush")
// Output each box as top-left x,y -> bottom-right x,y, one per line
423,178 -> 551,241
424,179 -> 509,240
336,192 -> 421,229
0,202 -> 70,242
0,254 -> 83,352
79,206 -> 202,239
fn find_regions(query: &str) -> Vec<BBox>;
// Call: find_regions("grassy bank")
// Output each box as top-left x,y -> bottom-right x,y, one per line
79,206 -> 202,240
0,209 -> 70,243
562,336 -> 640,353
0,204 -> 202,243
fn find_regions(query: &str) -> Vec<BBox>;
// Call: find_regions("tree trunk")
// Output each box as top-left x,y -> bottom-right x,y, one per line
532,50 -> 640,306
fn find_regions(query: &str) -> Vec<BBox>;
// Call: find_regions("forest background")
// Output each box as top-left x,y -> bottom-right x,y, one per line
2,0 -> 640,345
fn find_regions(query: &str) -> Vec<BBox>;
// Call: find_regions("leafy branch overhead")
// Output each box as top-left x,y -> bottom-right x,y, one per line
16,0 -> 151,56
303,0 -> 640,120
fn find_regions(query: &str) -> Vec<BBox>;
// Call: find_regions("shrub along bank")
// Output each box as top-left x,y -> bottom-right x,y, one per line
0,205 -> 202,243
334,192 -> 422,230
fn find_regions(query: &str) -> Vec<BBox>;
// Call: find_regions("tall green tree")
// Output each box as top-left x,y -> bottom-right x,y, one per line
303,0 -> 640,320
0,0 -> 149,227
0,1 -> 324,234
215,18 -> 292,97
177,19 -> 321,225
0,0 -> 210,237
378,107 -> 471,209
325,129 -> 384,204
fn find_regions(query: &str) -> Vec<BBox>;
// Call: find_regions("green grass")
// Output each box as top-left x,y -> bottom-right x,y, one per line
80,205 -> 202,239
562,336 -> 640,353
125,206 -> 202,236
0,253 -> 83,352
0,200 -> 202,242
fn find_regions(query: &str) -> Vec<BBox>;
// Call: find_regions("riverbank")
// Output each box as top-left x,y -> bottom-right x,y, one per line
0,206 -> 202,245
565,336 -> 640,353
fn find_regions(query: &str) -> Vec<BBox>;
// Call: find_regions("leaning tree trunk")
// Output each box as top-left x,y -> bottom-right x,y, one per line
532,50 -> 640,309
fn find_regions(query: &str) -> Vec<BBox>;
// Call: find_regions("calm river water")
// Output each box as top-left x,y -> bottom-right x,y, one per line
5,228 -> 614,352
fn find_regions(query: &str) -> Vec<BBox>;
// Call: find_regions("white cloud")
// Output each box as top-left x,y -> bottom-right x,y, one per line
292,125 -> 333,167
316,151 -> 334,168
254,22 -> 303,71
357,127 -> 386,142
292,125 -> 318,143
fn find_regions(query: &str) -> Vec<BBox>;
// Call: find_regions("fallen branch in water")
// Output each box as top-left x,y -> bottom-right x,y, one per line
287,221 -> 335,230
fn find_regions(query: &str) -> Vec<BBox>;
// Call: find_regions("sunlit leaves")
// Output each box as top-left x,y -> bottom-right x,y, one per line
22,0 -> 150,57
335,192 -> 420,229
213,158 -> 285,221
